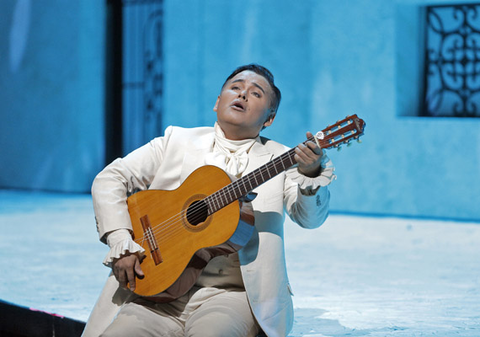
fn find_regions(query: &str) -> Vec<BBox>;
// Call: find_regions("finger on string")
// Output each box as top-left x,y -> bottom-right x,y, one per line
135,258 -> 144,277
297,143 -> 318,161
295,153 -> 313,168
118,270 -> 127,289
294,147 -> 309,163
127,267 -> 136,291
306,131 -> 318,148
306,137 -> 322,154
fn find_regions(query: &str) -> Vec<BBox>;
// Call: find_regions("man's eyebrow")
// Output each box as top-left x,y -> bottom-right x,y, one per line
231,79 -> 266,94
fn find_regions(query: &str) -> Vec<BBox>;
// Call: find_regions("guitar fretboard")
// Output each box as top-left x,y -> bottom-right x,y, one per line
204,142 -> 302,214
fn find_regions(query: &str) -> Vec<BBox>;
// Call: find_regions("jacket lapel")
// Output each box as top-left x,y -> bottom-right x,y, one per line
244,138 -> 274,175
179,132 -> 215,182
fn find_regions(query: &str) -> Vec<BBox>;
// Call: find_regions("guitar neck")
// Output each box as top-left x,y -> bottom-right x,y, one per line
205,142 -> 301,214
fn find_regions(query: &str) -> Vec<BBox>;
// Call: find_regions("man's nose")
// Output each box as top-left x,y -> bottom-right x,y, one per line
239,90 -> 248,101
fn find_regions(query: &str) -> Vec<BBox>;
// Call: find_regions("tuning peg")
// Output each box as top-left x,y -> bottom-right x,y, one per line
357,139 -> 362,144
347,142 -> 352,147
337,146 -> 342,151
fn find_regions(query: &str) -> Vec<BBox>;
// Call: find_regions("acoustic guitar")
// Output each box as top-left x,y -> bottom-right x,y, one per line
127,114 -> 365,301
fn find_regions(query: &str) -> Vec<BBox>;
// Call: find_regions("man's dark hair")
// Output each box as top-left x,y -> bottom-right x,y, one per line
223,64 -> 282,114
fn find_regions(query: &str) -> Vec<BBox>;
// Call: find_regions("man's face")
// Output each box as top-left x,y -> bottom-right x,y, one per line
214,70 -> 275,140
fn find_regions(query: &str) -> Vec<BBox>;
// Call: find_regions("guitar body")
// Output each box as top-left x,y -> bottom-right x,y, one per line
127,165 -> 255,300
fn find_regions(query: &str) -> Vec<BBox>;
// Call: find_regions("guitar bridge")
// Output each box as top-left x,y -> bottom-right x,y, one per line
140,214 -> 163,265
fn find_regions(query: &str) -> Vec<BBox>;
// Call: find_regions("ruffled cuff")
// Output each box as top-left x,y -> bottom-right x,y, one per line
103,229 -> 145,267
289,153 -> 336,195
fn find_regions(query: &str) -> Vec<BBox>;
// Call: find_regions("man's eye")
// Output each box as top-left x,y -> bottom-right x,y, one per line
252,92 -> 261,98
232,86 -> 240,90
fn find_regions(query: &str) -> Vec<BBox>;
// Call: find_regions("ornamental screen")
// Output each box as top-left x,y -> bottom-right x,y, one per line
424,4 -> 480,117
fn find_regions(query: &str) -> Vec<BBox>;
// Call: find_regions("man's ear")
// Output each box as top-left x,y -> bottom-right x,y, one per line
263,112 -> 276,127
213,96 -> 220,112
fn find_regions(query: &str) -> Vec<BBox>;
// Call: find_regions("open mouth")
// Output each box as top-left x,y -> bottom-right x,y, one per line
231,100 -> 245,111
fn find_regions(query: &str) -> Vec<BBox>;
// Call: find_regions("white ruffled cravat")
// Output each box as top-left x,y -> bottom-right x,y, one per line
204,123 -> 257,177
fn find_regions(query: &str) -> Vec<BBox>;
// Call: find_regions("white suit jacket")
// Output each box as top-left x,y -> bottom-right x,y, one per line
82,126 -> 331,337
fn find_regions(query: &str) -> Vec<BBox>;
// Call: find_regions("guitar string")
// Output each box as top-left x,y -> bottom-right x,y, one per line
132,133 -> 343,245
134,122 -> 361,246
133,135 -> 334,245
134,130 -> 358,246
135,127 -> 358,247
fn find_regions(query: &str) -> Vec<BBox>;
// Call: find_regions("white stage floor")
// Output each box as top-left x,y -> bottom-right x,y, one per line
1,190 -> 479,336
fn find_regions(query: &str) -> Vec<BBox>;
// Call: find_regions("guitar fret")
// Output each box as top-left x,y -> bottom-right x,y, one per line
227,185 -> 233,202
219,193 -> 226,210
263,164 -> 270,179
246,176 -> 253,192
265,165 -> 272,180
253,172 -> 259,186
273,162 -> 279,175
213,195 -> 220,212
260,169 -> 266,181
220,190 -> 226,209
222,189 -> 229,206
240,179 -> 246,197
236,182 -> 244,199
211,194 -> 221,213
286,152 -> 295,168
205,196 -> 214,214
229,182 -> 239,201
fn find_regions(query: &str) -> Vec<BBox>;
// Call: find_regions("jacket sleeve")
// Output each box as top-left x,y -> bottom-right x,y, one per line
91,126 -> 173,243
283,153 -> 335,229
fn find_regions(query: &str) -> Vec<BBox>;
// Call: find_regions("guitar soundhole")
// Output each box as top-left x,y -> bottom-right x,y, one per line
186,200 -> 208,226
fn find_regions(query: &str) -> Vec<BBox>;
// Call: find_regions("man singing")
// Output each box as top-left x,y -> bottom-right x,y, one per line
82,64 -> 335,337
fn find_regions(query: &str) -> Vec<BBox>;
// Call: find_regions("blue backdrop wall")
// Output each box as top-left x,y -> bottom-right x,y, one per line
0,0 -> 105,192
1,0 -> 478,221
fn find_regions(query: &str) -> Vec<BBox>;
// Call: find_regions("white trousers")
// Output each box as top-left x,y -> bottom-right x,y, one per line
100,287 -> 261,337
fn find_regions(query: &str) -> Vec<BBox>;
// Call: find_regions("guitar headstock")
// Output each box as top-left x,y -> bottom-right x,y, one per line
315,114 -> 366,151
